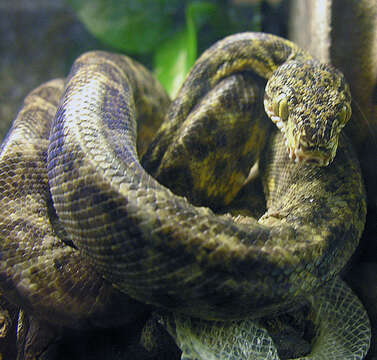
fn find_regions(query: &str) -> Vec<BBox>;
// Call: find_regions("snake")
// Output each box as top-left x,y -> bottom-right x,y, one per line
0,32 -> 369,358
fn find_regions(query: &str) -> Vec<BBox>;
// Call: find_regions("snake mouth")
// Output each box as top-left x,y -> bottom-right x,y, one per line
265,104 -> 332,166
265,105 -> 286,131
287,146 -> 331,166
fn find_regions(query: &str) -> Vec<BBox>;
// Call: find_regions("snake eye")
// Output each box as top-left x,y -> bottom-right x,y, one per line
272,95 -> 289,121
337,104 -> 351,124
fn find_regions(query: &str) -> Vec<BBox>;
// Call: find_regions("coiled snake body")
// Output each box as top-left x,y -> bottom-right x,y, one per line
0,32 -> 368,356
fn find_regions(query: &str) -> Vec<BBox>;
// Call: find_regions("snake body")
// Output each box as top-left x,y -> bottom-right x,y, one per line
0,79 -> 146,328
0,32 -> 368,353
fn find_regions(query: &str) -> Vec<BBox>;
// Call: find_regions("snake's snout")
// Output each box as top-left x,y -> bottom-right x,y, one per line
287,145 -> 331,166
265,103 -> 333,167
285,133 -> 334,166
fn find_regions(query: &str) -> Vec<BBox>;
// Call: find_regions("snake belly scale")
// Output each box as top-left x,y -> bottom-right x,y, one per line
0,32 -> 366,324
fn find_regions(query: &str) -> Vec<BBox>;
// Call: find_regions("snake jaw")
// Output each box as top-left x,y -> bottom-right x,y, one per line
287,146 -> 331,166
286,134 -> 333,166
265,103 -> 332,166
265,103 -> 286,132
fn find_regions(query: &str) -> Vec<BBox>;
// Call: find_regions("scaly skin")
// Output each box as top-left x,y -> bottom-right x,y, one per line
0,79 -> 146,329
0,33 -> 366,328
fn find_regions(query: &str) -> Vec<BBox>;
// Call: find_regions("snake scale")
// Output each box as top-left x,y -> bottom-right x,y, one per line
0,32 -> 368,357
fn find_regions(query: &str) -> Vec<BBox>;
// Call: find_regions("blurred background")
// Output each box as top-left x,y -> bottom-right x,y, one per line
0,0 -> 287,139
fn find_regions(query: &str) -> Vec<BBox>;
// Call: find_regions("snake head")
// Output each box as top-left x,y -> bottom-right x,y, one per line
264,60 -> 352,166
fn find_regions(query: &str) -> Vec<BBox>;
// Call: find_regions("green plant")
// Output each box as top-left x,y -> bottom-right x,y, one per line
66,0 -> 261,96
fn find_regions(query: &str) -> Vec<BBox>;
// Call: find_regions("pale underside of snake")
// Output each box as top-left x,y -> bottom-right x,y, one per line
0,32 -> 369,358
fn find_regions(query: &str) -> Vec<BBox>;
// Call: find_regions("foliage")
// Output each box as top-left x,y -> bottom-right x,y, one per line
66,0 -> 261,97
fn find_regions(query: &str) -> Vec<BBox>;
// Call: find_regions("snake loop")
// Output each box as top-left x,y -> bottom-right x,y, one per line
42,33 -> 366,321
0,31 -> 370,359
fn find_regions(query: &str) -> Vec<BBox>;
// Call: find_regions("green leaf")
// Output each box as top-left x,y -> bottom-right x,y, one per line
186,2 -> 218,64
154,1 -> 218,97
65,0 -> 184,54
154,29 -> 193,98
66,0 -> 262,96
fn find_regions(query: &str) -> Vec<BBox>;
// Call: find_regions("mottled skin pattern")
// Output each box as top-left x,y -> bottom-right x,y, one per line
0,33 -> 366,331
0,80 -> 146,328
143,34 -> 352,213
